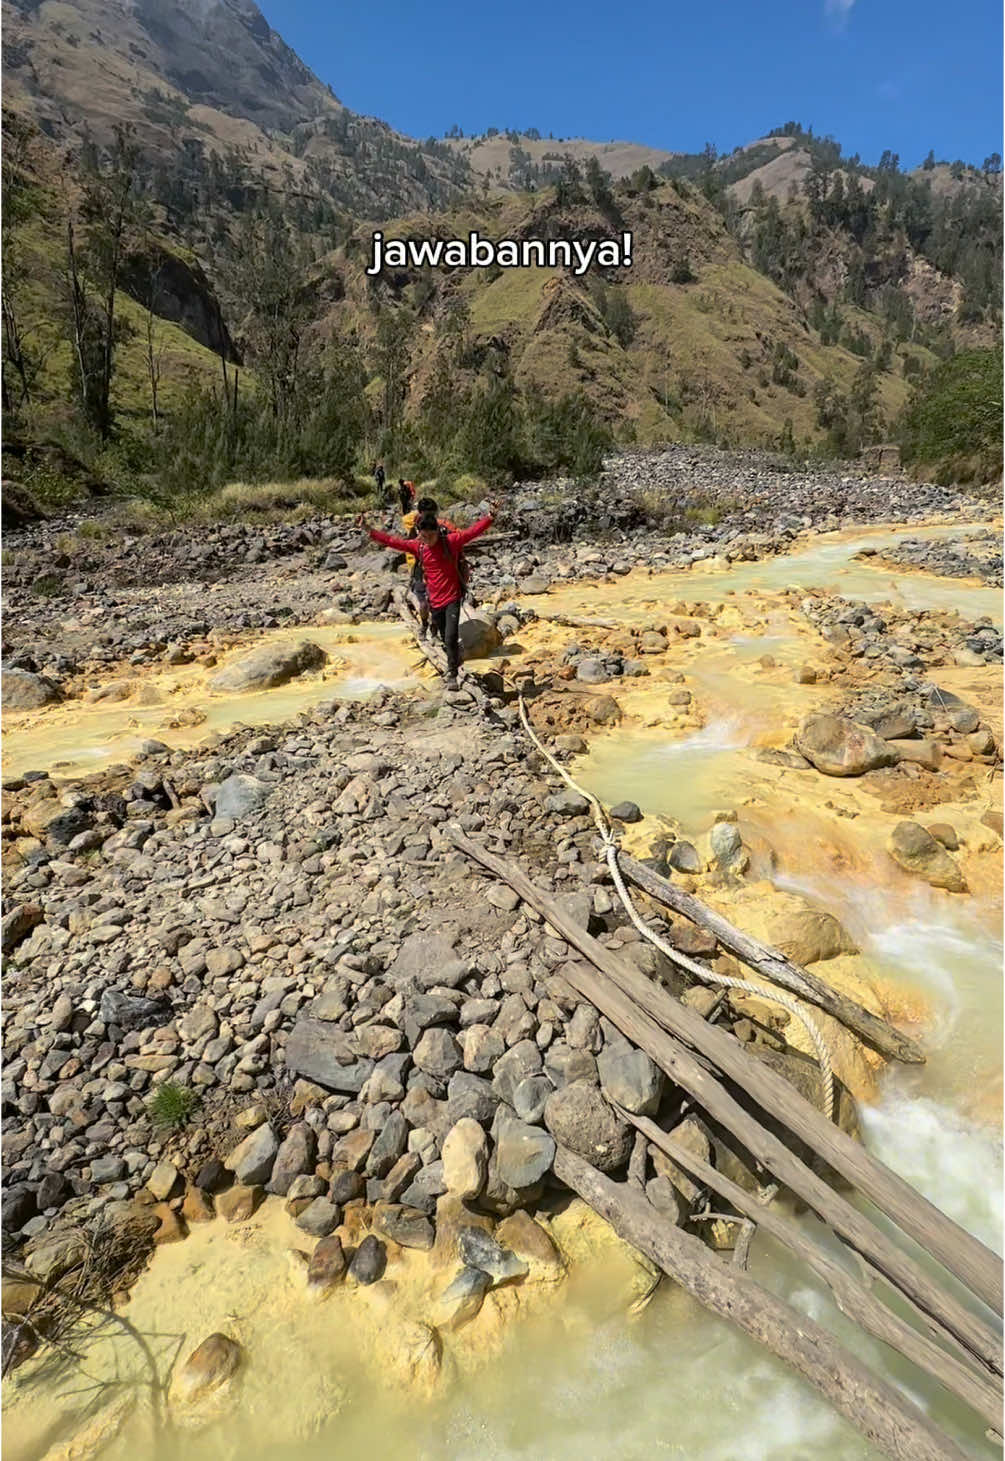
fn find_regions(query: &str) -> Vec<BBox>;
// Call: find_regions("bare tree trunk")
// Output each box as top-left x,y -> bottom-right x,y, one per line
65,216 -> 91,424
2,287 -> 31,407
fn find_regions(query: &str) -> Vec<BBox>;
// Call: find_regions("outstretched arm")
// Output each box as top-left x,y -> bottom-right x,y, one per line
451,509 -> 496,548
360,517 -> 418,555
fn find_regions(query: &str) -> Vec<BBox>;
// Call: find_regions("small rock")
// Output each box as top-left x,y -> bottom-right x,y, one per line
174,1333 -> 242,1402
348,1234 -> 386,1285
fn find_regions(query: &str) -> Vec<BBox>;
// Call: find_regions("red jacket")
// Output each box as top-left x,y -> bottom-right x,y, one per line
370,515 -> 493,608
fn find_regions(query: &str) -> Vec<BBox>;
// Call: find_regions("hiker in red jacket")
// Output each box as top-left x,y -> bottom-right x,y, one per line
357,502 -> 498,688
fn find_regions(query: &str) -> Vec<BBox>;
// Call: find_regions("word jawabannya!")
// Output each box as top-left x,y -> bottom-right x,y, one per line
367,229 -> 633,278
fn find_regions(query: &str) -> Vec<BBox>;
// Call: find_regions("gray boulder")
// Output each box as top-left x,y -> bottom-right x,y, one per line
387,932 -> 466,991
213,774 -> 272,820
267,1123 -> 317,1195
493,1109 -> 556,1188
668,840 -> 701,874
209,639 -> 327,693
597,1045 -> 664,1116
3,669 -> 61,711
888,821 -> 967,893
458,614 -> 501,658
225,1123 -> 278,1186
795,715 -> 893,777
286,1018 -> 374,1093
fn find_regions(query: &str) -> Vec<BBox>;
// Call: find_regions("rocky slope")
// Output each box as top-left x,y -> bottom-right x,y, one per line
2,0 -> 473,218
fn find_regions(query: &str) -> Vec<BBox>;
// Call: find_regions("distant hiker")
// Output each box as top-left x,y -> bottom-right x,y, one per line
398,478 -> 415,513
357,503 -> 498,688
374,462 -> 386,496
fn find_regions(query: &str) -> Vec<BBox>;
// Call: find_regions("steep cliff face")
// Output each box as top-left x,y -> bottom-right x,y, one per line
119,243 -> 240,361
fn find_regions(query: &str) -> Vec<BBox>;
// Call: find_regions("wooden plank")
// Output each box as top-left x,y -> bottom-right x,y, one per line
448,829 -> 1004,1363
618,852 -> 926,1065
555,1148 -> 973,1461
623,1108 -> 1004,1431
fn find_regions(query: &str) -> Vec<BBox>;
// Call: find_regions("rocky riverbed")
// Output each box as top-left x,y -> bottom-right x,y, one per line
858,526 -> 1004,587
1,448 -> 1001,1454
2,445 -> 993,700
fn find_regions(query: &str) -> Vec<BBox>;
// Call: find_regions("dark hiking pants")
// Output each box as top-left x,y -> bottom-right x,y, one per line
431,598 -> 462,677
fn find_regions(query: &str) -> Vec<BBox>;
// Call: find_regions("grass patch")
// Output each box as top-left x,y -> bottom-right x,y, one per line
148,1081 -> 200,1131
31,573 -> 64,597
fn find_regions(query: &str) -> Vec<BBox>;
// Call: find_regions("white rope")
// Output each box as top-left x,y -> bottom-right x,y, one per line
516,694 -> 835,1122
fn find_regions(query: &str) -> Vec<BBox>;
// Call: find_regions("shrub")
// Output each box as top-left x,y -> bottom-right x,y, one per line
897,348 -> 1003,484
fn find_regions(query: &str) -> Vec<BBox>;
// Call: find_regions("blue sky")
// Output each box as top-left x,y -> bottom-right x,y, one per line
262,0 -> 1001,168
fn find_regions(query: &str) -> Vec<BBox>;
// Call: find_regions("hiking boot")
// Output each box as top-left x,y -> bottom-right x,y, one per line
444,675 -> 459,690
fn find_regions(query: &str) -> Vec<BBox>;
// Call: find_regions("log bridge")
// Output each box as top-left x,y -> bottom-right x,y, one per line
395,577 -> 1004,1461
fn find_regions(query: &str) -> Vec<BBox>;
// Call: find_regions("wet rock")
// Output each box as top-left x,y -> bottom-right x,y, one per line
888,821 -> 968,893
174,1333 -> 242,1403
306,1234 -> 347,1295
217,1184 -> 263,1223
433,1264 -> 491,1328
209,640 -> 326,693
458,1226 -> 528,1284
348,1234 -> 386,1285
667,841 -> 701,873
495,1210 -> 564,1279
441,1117 -> 489,1199
543,1082 -> 632,1173
795,715 -> 893,777
610,799 -> 643,824
225,1122 -> 278,1186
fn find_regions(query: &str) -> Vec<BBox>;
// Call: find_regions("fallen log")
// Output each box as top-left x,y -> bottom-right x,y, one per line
554,1148 -> 972,1461
449,829 -> 1004,1365
618,852 -> 926,1066
622,1108 -> 1004,1431
533,612 -> 620,629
